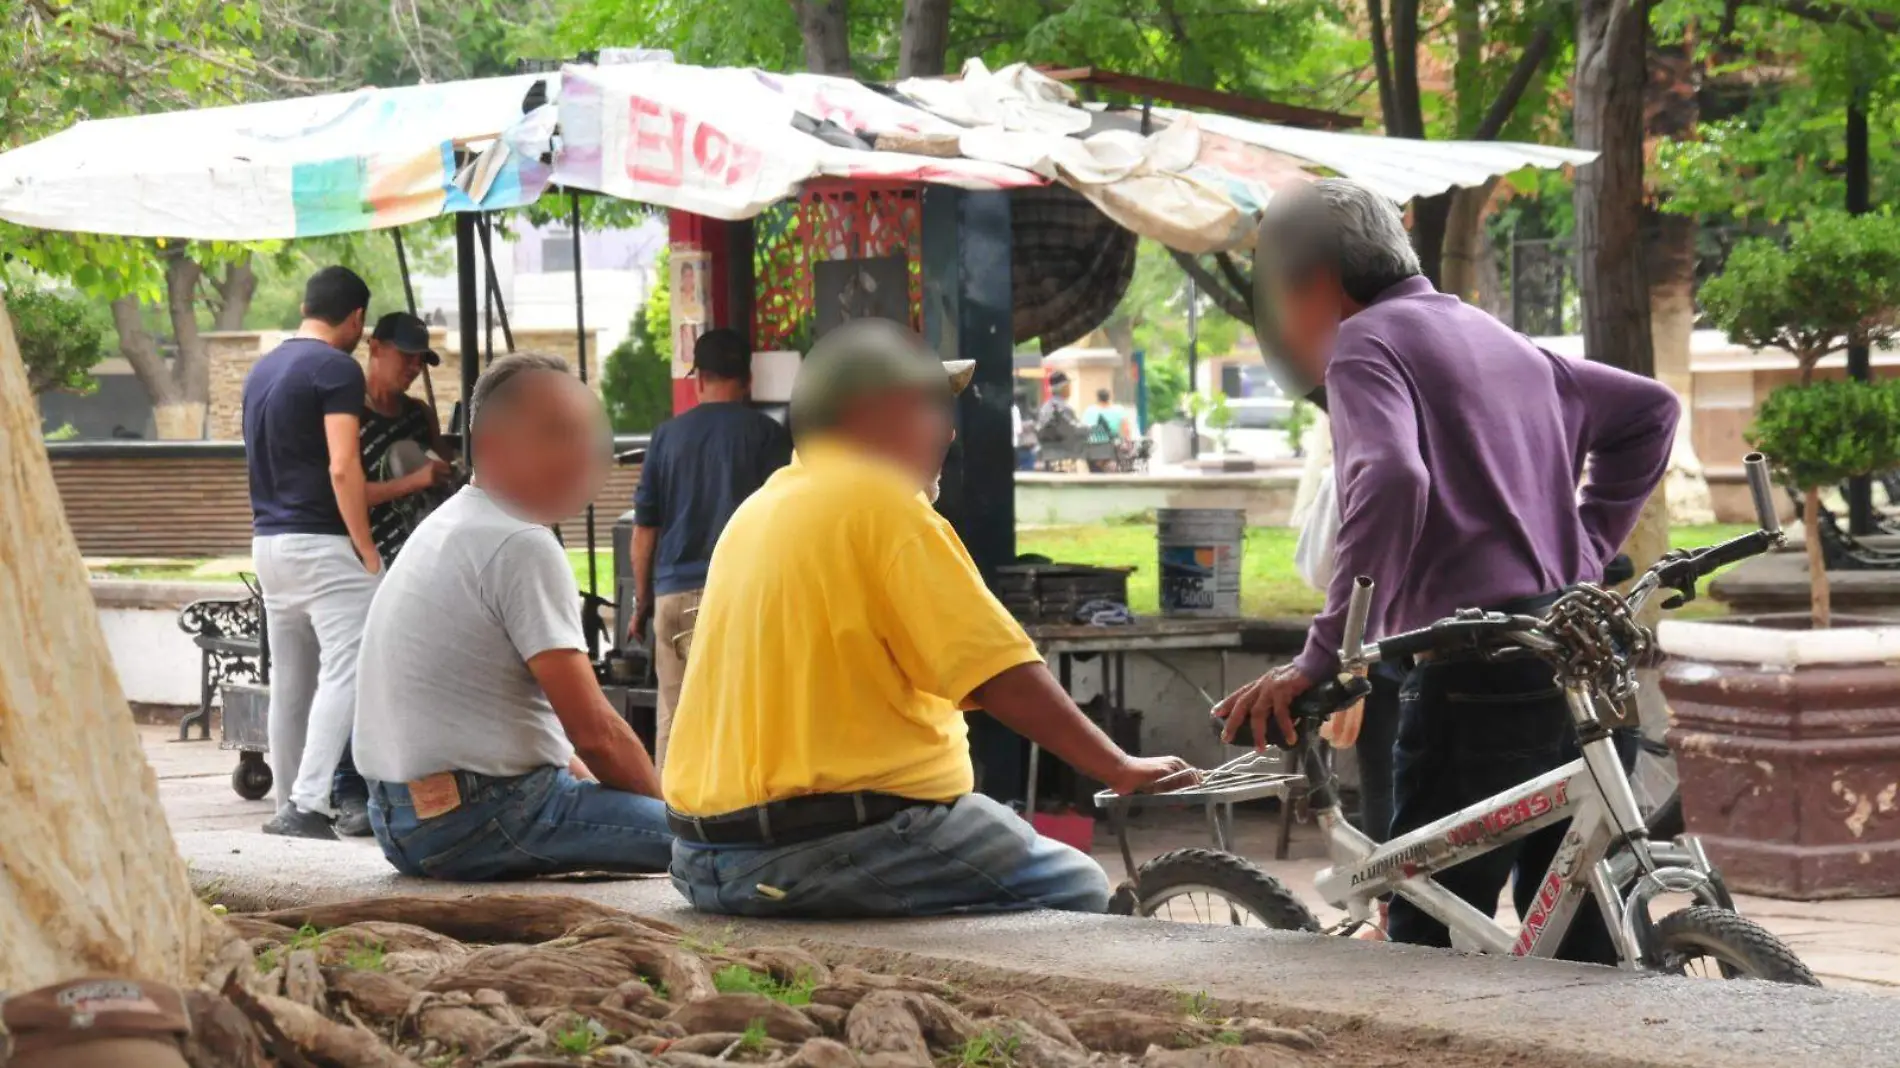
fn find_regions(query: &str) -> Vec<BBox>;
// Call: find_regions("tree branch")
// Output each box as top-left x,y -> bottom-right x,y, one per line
1367,0 -> 1399,130
1214,252 -> 1254,312
1169,250 -> 1252,321
1769,0 -> 1898,34
1473,20 -> 1560,140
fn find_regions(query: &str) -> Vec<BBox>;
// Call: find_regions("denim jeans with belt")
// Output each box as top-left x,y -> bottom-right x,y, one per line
670,793 -> 1110,918
1383,655 -> 1616,963
367,765 -> 673,880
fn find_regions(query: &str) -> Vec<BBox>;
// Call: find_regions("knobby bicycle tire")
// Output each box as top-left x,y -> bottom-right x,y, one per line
1652,906 -> 1819,986
1132,848 -> 1322,933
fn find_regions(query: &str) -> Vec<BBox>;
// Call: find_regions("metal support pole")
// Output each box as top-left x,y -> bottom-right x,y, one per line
475,213 -> 517,354
454,213 -> 480,436
1846,92 -> 1875,534
389,228 -> 440,423
1187,273 -> 1201,459
571,193 -> 600,618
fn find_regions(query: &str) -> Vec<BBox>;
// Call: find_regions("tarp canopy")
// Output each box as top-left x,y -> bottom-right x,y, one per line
0,74 -> 554,240
0,57 -> 1595,253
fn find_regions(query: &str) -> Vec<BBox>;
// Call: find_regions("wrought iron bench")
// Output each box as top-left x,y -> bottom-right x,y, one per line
175,575 -> 268,741
1797,494 -> 1900,571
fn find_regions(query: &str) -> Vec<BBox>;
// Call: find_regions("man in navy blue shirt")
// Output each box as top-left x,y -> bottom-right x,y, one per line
631,328 -> 791,766
242,266 -> 382,840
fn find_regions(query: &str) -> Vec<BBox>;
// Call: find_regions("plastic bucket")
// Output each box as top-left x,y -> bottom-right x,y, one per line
1157,508 -> 1245,617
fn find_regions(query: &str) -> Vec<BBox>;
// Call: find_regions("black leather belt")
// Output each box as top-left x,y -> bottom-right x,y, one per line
667,791 -> 933,847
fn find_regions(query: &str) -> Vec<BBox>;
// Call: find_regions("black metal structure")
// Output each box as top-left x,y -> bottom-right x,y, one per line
1846,92 -> 1875,535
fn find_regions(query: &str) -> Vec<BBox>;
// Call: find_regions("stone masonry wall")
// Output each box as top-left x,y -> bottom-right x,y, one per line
205,328 -> 603,441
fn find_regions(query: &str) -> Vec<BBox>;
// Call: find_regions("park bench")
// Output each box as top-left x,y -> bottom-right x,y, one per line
1797,494 -> 1900,571
175,575 -> 268,741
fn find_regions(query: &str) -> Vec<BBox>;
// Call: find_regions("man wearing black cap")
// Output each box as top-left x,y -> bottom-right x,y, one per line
630,327 -> 791,767
329,310 -> 455,836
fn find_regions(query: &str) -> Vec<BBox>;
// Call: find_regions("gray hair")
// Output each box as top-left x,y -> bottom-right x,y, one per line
1258,179 -> 1420,305
469,351 -> 572,434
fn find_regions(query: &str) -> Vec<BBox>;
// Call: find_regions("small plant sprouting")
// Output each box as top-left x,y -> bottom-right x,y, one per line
343,941 -> 387,972
551,1015 -> 607,1056
254,946 -> 280,975
681,922 -> 740,955
740,1019 -> 770,1052
711,965 -> 817,1006
288,924 -> 325,952
1214,1031 -> 1244,1047
953,1030 -> 1020,1068
1178,990 -> 1217,1020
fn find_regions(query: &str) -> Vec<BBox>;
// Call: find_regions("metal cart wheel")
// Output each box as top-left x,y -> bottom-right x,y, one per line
232,751 -> 273,801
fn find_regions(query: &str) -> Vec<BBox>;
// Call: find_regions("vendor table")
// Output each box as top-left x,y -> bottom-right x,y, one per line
1015,618 -> 1307,841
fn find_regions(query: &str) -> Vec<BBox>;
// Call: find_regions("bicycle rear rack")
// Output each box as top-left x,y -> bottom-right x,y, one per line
1093,753 -> 1305,884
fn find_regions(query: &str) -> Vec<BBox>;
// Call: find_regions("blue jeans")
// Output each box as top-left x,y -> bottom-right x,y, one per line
333,743 -> 368,810
670,793 -> 1109,918
367,766 -> 673,881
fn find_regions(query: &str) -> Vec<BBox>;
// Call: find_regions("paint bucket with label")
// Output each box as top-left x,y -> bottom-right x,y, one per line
1157,508 -> 1244,617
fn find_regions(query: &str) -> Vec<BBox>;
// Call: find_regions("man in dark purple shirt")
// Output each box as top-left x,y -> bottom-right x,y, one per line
1218,179 -> 1678,951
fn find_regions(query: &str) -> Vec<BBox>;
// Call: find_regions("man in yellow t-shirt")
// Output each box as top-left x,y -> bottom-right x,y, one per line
663,318 -> 1196,918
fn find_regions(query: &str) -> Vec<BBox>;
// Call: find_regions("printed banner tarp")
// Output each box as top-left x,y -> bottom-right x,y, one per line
0,74 -> 554,240
550,63 -> 1041,222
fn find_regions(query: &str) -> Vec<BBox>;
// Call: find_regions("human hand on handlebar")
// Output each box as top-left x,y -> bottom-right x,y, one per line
1215,664 -> 1314,751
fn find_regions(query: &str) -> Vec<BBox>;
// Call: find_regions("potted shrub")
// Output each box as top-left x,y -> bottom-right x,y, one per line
1659,213 -> 1900,898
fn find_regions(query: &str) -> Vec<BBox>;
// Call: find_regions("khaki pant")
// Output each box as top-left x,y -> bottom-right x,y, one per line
653,588 -> 702,769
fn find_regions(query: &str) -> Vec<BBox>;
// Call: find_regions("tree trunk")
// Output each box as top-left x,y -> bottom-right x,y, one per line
1440,180 -> 1501,304
896,0 -> 951,78
0,297 -> 214,990
213,257 -> 258,332
1573,0 -> 1655,377
790,0 -> 853,75
1806,489 -> 1831,629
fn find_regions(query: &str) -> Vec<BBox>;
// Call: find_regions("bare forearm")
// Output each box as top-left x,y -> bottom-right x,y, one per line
631,526 -> 659,604
365,473 -> 421,506
573,710 -> 662,797
330,468 -> 377,561
970,663 -> 1129,784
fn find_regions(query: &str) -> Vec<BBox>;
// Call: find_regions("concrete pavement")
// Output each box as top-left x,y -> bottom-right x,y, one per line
151,726 -> 1900,1068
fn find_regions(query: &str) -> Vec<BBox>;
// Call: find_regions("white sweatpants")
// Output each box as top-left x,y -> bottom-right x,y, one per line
253,534 -> 380,816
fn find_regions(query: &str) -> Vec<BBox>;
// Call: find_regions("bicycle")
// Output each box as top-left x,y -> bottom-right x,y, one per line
1100,453 -> 1812,984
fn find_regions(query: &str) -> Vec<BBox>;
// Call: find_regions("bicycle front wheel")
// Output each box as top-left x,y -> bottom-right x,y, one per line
1131,848 -> 1321,932
1652,906 -> 1819,985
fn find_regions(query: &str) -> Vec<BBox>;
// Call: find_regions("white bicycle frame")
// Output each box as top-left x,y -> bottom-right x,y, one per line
1309,684 -> 1721,965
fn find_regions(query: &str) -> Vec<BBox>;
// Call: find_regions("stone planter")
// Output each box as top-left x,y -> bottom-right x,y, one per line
1659,615 -> 1900,899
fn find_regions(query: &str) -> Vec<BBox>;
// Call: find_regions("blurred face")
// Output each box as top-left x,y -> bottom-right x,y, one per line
838,385 -> 956,498
367,339 -> 425,392
1258,265 -> 1346,390
472,372 -> 609,524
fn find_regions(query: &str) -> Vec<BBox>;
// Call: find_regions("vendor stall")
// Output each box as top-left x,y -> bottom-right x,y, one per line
0,54 -> 1591,795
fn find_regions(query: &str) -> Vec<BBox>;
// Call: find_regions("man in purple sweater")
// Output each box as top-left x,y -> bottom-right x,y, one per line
1219,179 -> 1679,952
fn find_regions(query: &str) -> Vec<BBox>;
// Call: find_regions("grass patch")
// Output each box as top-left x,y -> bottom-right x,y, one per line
950,1030 -> 1020,1068
680,923 -> 738,955
551,1015 -> 608,1056
1018,522 -> 1754,621
1213,1031 -> 1244,1047
343,942 -> 387,972
1176,990 -> 1217,1021
711,965 -> 816,1006
254,946 -> 280,975
740,1019 -> 770,1053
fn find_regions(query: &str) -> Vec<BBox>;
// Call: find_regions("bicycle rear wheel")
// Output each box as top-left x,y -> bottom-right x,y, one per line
1652,906 -> 1819,986
1130,848 -> 1321,932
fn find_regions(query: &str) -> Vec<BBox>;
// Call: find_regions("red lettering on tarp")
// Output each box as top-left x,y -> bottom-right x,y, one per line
626,95 -> 762,189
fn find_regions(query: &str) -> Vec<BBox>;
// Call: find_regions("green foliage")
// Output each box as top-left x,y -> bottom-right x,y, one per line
710,965 -> 817,1006
1144,351 -> 1191,425
1184,391 -> 1235,451
1283,398 -> 1316,457
953,1029 -> 1021,1068
343,941 -> 387,972
6,283 -> 107,395
551,1015 -> 608,1055
740,1019 -> 770,1052
1177,989 -> 1217,1021
1748,379 -> 1900,492
599,312 -> 673,434
1700,213 -> 1900,373
43,422 -> 80,441
1213,1031 -> 1244,1047
647,247 -> 674,367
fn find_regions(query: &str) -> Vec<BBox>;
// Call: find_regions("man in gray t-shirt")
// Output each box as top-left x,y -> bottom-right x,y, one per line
352,352 -> 671,880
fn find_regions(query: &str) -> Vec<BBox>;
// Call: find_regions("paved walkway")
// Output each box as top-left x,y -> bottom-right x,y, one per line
145,725 -> 1900,994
